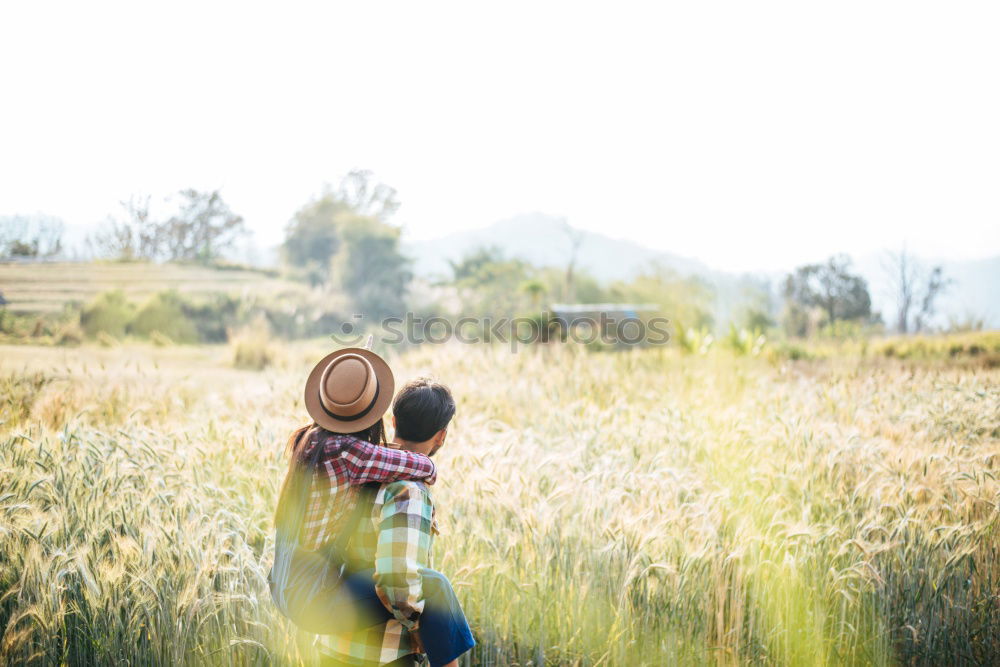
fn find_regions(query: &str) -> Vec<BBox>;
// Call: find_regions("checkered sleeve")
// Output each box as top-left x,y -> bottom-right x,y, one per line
372,481 -> 434,633
340,436 -> 437,486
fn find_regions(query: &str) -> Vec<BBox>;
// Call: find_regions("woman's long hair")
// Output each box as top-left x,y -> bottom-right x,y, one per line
273,419 -> 388,531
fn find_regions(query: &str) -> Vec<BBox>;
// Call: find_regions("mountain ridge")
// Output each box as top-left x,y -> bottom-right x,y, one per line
402,213 -> 999,329
403,212 -> 713,282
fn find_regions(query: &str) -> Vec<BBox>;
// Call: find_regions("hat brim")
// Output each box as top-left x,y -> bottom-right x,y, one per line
303,347 -> 395,434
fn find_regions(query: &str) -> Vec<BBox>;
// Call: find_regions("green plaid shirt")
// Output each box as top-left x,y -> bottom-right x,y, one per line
315,480 -> 437,666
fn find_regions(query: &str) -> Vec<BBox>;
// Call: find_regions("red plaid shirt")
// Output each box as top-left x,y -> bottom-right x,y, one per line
297,426 -> 437,551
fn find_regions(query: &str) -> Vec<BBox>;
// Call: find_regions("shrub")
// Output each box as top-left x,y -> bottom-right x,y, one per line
725,324 -> 766,356
520,311 -> 563,344
229,316 -> 278,370
182,292 -> 242,342
80,289 -> 134,339
769,342 -> 816,362
56,322 -> 84,346
96,331 -> 119,347
677,325 -> 714,355
128,290 -> 198,343
150,330 -> 174,346
872,332 -> 1000,361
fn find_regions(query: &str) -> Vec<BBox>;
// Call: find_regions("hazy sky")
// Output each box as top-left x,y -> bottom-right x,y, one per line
1,1 -> 997,272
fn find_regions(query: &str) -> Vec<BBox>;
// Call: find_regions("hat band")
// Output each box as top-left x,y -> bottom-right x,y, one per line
318,383 -> 380,423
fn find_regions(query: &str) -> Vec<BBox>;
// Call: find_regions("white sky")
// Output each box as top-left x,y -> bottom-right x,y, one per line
1,1 -> 997,273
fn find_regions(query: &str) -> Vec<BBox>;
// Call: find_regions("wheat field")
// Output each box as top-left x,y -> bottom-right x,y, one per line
1,340 -> 998,665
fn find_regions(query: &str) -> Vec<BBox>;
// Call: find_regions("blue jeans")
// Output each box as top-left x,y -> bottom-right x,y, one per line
341,567 -> 475,667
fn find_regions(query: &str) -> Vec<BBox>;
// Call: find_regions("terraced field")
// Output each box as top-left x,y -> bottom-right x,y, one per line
0,261 -> 307,313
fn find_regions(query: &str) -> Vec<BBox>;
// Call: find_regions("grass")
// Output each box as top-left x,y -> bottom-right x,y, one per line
0,340 -> 998,664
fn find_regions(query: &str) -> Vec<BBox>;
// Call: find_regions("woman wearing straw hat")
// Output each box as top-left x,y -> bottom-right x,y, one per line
271,345 -> 473,667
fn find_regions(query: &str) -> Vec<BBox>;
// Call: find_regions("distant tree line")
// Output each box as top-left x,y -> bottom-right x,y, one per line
778,250 -> 949,337
0,214 -> 65,258
0,174 -> 958,339
85,190 -> 248,264
431,244 -> 954,340
425,241 -> 716,341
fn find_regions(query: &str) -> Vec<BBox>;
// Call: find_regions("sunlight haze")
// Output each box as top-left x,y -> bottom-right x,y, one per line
1,1 -> 997,272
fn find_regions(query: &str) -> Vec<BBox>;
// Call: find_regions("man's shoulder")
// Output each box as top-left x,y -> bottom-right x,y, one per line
377,479 -> 433,507
379,478 -> 431,497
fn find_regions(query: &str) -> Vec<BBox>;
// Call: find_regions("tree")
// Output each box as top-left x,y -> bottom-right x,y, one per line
162,190 -> 248,263
783,255 -> 872,332
0,214 -> 64,258
447,245 -> 508,284
86,196 -> 161,261
915,266 -> 949,333
540,266 -> 607,304
881,247 -> 951,333
281,195 -> 345,287
447,246 -> 535,317
520,279 -> 547,308
282,171 -> 413,320
87,190 -> 246,264
332,169 -> 400,222
563,220 -> 585,303
608,264 -> 715,333
735,278 -> 776,332
333,215 -> 412,321
282,171 -> 403,289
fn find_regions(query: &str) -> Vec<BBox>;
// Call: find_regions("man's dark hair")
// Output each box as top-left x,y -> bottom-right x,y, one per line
392,378 -> 456,442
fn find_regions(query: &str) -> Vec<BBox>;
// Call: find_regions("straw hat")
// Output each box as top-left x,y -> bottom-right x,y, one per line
303,347 -> 394,433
